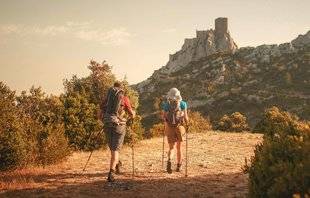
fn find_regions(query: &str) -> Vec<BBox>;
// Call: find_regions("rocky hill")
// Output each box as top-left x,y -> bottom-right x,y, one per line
135,18 -> 310,129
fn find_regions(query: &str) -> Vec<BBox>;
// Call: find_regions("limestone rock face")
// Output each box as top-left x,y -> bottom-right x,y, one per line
135,19 -> 310,111
161,17 -> 237,74
236,31 -> 310,64
291,30 -> 310,48
134,26 -> 310,130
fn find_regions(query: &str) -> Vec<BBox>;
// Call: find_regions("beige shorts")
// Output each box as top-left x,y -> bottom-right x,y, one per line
165,123 -> 185,144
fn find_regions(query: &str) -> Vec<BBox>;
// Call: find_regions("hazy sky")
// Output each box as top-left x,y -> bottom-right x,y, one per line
0,0 -> 309,94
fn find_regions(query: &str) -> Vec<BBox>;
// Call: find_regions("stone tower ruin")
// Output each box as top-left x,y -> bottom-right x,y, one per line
215,17 -> 228,37
160,17 -> 237,74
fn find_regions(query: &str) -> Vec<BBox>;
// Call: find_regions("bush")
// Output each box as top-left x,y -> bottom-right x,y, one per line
147,111 -> 211,138
63,91 -> 103,151
124,115 -> 144,144
215,112 -> 249,132
0,116 -> 34,171
0,83 -> 70,171
188,111 -> 212,133
253,106 -> 298,135
148,123 -> 165,138
17,87 -> 71,167
0,82 -> 35,170
244,106 -> 310,197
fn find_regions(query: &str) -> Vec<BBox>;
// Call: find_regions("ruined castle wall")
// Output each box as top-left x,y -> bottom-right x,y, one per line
163,17 -> 237,73
215,17 -> 228,36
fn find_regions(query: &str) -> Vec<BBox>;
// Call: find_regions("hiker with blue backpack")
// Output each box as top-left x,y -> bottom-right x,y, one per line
100,82 -> 135,182
161,88 -> 189,174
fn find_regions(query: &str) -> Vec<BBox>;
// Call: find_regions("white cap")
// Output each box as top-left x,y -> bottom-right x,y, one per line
167,87 -> 182,101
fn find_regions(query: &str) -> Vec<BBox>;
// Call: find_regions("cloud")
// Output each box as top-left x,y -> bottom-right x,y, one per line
31,25 -> 68,36
0,24 -> 68,36
0,24 -> 20,34
75,27 -> 131,45
0,22 -> 132,46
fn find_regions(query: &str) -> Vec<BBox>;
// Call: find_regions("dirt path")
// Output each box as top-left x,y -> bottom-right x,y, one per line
0,131 -> 262,198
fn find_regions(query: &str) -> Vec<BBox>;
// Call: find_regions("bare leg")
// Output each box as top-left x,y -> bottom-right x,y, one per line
176,141 -> 182,164
166,143 -> 175,173
167,143 -> 175,161
110,150 -> 119,170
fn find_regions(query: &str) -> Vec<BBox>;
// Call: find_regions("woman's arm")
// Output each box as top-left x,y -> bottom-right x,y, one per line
184,108 -> 189,123
161,110 -> 167,122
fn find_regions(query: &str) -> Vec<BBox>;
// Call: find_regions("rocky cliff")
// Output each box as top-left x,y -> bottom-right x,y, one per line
135,18 -> 310,129
158,18 -> 237,74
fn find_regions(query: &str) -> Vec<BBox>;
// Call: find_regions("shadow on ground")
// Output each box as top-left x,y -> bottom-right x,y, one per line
1,171 -> 248,198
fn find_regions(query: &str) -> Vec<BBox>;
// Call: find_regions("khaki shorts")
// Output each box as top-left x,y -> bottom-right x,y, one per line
165,123 -> 185,144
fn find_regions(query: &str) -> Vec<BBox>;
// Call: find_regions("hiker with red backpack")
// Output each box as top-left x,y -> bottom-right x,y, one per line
100,82 -> 135,182
161,88 -> 189,174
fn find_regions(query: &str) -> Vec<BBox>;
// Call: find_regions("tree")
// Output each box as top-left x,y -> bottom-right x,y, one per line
17,86 -> 70,166
63,60 -> 144,150
0,82 -> 69,170
0,82 -> 30,170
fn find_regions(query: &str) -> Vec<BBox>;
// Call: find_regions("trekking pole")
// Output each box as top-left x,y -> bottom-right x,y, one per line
162,123 -> 165,170
127,118 -> 135,178
132,141 -> 135,178
185,125 -> 189,177
82,129 -> 103,172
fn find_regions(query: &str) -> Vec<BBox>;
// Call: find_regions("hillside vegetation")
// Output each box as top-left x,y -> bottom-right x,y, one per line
136,32 -> 310,130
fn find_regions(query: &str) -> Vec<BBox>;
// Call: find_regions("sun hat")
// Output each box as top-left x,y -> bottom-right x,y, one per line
167,87 -> 182,101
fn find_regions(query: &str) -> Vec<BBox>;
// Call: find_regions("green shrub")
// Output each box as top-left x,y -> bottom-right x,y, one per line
0,83 -> 70,171
17,87 -> 70,167
0,82 -> 35,170
188,111 -> 212,133
253,106 -> 298,135
148,123 -> 165,138
36,123 -> 70,166
124,115 -> 144,144
244,106 -> 310,197
215,112 -> 249,132
147,111 -> 211,138
0,120 -> 33,171
63,91 -> 103,151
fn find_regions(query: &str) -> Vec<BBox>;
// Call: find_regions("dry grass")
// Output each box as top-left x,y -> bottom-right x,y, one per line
0,131 -> 262,198
0,162 -> 68,191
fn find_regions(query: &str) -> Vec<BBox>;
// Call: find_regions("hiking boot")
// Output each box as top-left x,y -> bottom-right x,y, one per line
115,161 -> 122,175
167,160 -> 172,174
107,169 -> 115,182
176,163 -> 182,172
